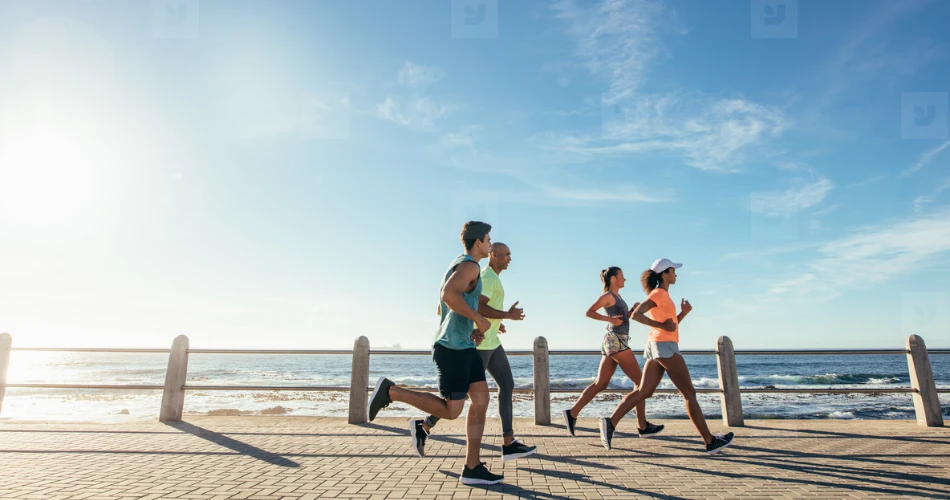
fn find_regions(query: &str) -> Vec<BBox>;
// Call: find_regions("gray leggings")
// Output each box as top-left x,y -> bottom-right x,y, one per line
424,345 -> 515,437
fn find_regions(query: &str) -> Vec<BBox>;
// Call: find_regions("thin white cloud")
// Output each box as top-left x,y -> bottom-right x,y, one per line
763,273 -> 839,303
813,209 -> 950,285
376,62 -> 453,132
552,0 -> 683,102
904,140 -> 950,176
397,61 -> 444,88
548,1 -> 788,171
722,242 -> 820,262
765,208 -> 950,302
750,178 -> 834,217
442,125 -> 482,154
375,96 -> 450,131
532,94 -> 788,172
846,174 -> 889,188
542,184 -> 669,204
913,178 -> 950,212
914,195 -> 934,213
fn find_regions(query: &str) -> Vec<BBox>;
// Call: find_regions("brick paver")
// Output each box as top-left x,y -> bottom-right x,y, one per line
0,417 -> 947,499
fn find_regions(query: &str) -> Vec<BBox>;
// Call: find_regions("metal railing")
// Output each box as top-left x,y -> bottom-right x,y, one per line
0,333 -> 946,427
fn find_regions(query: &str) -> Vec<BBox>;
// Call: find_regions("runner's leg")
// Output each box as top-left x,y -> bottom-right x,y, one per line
611,349 -> 648,429
481,346 -> 517,445
656,353 -> 714,444
609,359 -> 665,427
570,355 -> 618,417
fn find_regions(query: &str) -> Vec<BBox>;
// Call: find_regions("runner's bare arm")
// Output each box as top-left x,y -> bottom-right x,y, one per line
677,299 -> 692,324
631,300 -> 666,329
441,261 -> 490,332
477,295 -> 508,319
585,293 -> 617,323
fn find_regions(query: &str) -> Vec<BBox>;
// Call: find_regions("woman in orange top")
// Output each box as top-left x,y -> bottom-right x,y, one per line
598,258 -> 735,455
561,267 -> 664,439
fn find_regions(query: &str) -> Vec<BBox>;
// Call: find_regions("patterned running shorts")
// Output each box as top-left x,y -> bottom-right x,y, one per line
601,333 -> 631,356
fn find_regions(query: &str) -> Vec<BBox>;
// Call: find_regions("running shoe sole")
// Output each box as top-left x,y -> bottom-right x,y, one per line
599,418 -> 612,450
408,419 -> 423,458
707,435 -> 735,455
562,410 -> 575,437
366,376 -> 388,422
459,477 -> 503,485
502,447 -> 537,462
638,426 -> 665,439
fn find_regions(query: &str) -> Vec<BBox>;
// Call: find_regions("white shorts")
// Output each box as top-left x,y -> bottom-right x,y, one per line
644,341 -> 681,361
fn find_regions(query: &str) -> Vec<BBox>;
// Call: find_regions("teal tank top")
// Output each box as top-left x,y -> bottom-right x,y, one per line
434,254 -> 482,350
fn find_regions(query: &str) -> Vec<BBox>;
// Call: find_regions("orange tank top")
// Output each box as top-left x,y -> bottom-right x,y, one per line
646,288 -> 679,343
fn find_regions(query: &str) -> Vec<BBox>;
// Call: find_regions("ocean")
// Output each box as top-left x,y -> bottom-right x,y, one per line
3,350 -> 949,422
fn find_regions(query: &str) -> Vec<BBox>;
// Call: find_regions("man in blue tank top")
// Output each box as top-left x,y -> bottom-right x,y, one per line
412,242 -> 537,462
367,221 -> 503,486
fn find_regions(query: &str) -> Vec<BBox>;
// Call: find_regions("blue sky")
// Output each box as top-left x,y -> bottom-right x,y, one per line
0,0 -> 949,350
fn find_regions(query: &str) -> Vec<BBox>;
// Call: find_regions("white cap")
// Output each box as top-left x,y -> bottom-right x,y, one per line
650,258 -> 682,273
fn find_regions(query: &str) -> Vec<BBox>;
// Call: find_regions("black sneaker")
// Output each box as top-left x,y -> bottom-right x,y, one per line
599,417 -> 615,450
409,419 -> 428,457
638,421 -> 665,438
705,432 -> 735,455
367,377 -> 394,422
459,462 -> 504,485
562,409 -> 577,437
501,439 -> 537,462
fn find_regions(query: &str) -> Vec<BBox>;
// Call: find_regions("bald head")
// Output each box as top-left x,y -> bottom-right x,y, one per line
489,242 -> 512,272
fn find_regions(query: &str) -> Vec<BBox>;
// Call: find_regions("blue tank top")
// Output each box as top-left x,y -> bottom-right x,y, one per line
604,292 -> 630,336
434,254 -> 482,350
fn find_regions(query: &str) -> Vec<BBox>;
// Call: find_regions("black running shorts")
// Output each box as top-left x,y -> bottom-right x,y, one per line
432,344 -> 487,400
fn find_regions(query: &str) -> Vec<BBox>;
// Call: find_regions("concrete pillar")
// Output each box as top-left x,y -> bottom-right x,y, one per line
348,336 -> 370,424
533,336 -> 551,425
716,336 -> 744,427
0,333 -> 11,414
159,335 -> 189,422
906,335 -> 944,427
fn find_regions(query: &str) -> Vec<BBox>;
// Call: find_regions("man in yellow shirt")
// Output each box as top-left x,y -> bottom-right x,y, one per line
411,242 -> 537,461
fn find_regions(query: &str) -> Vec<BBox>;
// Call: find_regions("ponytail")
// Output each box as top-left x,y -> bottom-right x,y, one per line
601,266 -> 622,292
641,269 -> 662,294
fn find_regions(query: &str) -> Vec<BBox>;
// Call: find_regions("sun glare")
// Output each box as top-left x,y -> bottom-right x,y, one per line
0,125 -> 95,225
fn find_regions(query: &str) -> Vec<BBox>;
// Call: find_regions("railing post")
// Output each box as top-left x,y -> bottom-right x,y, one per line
716,336 -> 744,427
906,335 -> 944,427
0,333 -> 11,414
348,336 -> 370,424
159,335 -> 189,422
533,336 -> 550,425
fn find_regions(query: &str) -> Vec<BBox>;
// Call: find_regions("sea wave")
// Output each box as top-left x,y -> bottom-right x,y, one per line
738,373 -> 906,386
828,410 -> 856,419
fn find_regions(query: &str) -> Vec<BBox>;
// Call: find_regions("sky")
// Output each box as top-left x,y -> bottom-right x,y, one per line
0,0 -> 949,351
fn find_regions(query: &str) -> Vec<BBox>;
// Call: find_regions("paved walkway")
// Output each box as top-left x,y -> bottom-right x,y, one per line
1,417 -> 948,499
